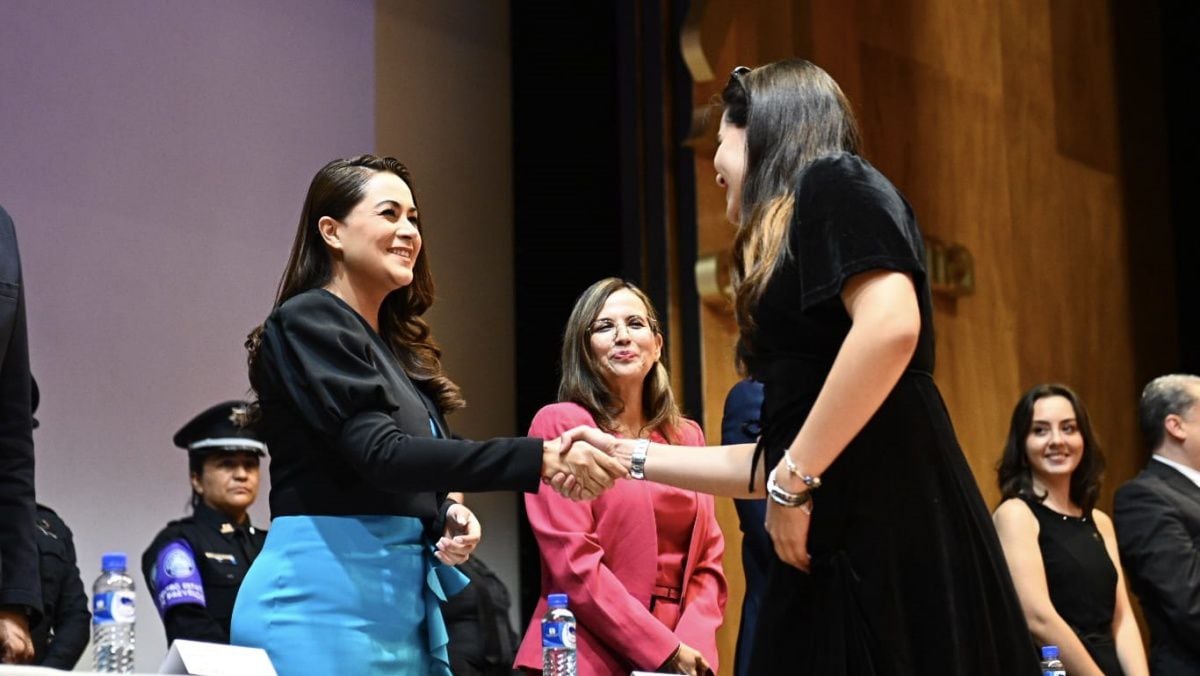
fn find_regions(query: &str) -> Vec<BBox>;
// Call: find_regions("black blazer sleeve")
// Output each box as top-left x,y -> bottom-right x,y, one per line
0,206 -> 42,616
1114,475 -> 1200,647
260,292 -> 543,493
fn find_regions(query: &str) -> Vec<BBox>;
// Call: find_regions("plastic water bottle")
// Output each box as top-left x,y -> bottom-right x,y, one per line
541,593 -> 577,676
1040,645 -> 1066,676
92,552 -> 136,673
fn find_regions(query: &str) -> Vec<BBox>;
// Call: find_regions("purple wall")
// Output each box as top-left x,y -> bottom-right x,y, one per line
0,0 -> 373,668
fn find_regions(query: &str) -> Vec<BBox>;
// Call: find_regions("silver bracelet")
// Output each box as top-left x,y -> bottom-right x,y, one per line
782,452 -> 822,490
767,468 -> 814,508
629,438 -> 650,480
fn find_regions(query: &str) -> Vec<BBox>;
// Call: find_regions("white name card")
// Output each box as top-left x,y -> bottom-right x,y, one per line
158,639 -> 277,675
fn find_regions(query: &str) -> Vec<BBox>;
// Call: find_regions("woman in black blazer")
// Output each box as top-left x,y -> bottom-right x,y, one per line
0,204 -> 39,665
229,155 -> 622,676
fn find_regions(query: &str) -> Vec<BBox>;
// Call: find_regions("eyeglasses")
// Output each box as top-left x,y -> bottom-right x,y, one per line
588,315 -> 657,337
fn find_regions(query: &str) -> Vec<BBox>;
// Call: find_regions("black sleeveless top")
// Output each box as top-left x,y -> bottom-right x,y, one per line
1023,496 -> 1124,675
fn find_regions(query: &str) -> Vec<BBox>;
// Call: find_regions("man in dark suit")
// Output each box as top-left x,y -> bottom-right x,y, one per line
1115,373 -> 1200,675
0,204 -> 41,663
721,378 -> 766,676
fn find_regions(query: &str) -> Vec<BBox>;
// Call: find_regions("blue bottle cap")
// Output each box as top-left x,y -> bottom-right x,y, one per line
101,552 -> 127,572
547,593 -> 568,608
1040,645 -> 1060,660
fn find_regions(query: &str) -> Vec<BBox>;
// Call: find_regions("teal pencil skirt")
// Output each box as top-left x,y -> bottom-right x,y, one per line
231,515 -> 468,676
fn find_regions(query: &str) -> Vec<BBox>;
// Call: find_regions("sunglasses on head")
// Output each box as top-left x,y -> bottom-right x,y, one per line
728,66 -> 752,99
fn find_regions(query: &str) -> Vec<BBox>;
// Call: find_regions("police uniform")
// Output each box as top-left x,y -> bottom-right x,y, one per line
28,379 -> 90,669
140,401 -> 267,645
31,504 -> 90,669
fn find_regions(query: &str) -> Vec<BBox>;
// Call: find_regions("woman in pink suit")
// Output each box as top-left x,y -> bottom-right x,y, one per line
515,278 -> 727,676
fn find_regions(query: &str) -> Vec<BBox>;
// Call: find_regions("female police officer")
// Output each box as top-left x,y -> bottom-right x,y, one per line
141,401 -> 267,645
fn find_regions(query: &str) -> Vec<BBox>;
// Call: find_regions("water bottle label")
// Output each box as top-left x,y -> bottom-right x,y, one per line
542,621 -> 576,649
93,590 -> 136,624
1043,671 -> 1066,676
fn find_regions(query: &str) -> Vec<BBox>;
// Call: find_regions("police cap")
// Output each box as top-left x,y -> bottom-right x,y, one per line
173,401 -> 266,456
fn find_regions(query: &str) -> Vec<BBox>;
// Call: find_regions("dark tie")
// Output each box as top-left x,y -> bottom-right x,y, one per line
232,526 -> 259,565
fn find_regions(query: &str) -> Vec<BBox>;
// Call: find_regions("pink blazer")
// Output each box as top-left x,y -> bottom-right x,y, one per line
514,403 -> 727,675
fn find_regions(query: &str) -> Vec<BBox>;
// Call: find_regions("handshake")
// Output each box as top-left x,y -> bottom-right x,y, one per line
539,426 -> 632,501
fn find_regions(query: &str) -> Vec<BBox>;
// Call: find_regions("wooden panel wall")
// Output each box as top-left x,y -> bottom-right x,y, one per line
682,0 -> 1175,666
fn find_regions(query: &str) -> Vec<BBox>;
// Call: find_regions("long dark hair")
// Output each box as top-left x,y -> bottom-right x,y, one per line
245,155 -> 464,413
997,383 -> 1105,514
722,59 -> 861,370
558,278 -> 683,442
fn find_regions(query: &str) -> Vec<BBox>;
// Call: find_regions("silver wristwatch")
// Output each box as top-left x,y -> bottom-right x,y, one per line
629,438 -> 650,480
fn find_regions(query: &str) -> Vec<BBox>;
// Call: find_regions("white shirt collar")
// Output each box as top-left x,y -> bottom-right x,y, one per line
1153,454 -> 1200,490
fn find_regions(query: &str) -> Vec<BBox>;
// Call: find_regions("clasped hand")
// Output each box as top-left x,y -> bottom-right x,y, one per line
434,502 -> 480,566
666,642 -> 714,676
541,426 -> 627,501
0,609 -> 33,664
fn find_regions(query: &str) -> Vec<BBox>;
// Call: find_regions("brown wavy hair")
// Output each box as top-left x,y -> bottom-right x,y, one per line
558,278 -> 683,442
722,60 -> 861,370
244,155 -> 464,414
997,383 -> 1105,514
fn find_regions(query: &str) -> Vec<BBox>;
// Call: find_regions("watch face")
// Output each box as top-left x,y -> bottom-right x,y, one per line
628,439 -> 648,480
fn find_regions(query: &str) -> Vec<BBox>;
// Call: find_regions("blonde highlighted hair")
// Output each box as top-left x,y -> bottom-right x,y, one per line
558,278 -> 684,443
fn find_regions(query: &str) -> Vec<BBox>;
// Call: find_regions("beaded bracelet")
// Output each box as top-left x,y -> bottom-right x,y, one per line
782,452 -> 823,490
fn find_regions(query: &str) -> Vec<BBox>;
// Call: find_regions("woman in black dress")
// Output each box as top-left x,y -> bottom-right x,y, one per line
994,384 -> 1148,675
560,59 -> 1039,673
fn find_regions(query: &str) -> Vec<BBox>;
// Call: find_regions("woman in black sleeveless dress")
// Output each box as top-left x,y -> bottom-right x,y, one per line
994,384 -> 1148,675
560,59 -> 1039,674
